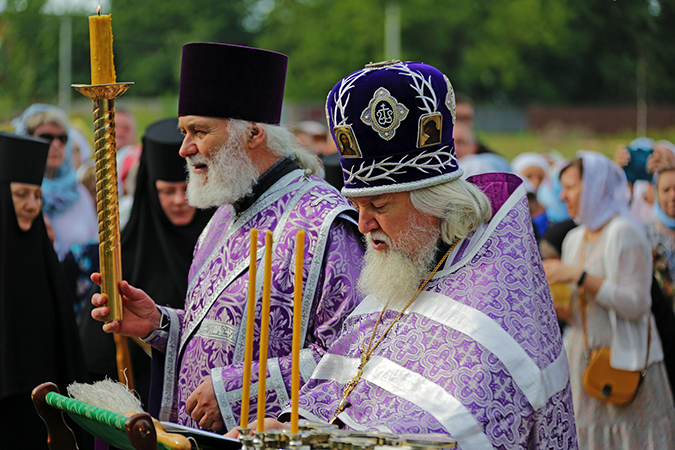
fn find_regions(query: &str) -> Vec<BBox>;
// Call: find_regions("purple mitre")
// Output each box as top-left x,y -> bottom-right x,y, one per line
325,60 -> 462,197
179,42 -> 288,125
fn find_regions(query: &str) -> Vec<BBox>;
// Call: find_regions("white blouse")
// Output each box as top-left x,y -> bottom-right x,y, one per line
562,214 -> 664,370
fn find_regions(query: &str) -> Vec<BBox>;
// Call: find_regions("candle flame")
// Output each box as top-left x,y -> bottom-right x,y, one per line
97,5 -> 101,15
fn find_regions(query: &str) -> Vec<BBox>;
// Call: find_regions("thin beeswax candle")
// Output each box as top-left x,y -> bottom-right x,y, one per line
256,231 -> 273,432
290,230 -> 305,434
240,228 -> 258,428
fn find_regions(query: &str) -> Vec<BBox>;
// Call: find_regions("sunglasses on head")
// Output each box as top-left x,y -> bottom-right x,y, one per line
37,133 -> 68,144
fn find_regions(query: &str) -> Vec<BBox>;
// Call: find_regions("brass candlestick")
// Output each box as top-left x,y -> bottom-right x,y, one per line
72,82 -> 133,322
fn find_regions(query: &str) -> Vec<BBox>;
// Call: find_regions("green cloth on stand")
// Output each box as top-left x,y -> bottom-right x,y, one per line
45,391 -> 172,450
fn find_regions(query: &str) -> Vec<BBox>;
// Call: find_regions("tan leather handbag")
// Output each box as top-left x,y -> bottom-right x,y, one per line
578,232 -> 650,407
581,345 -> 646,406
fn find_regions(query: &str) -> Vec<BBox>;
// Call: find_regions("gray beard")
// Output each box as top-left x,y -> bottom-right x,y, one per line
357,212 -> 441,310
186,133 -> 259,208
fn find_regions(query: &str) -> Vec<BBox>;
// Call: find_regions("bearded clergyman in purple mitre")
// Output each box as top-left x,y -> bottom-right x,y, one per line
230,60 -> 579,449
91,42 -> 365,432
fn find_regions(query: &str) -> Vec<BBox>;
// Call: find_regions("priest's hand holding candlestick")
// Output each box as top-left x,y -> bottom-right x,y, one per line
91,272 -> 226,432
90,273 -> 162,337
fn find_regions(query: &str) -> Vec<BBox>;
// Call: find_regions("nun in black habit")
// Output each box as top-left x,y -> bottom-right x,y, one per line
79,118 -> 215,408
0,131 -> 88,448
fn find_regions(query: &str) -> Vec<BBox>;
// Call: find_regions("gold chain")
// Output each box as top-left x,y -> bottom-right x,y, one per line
330,238 -> 460,423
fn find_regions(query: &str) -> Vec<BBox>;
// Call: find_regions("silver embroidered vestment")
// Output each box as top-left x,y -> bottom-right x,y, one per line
290,173 -> 578,450
146,171 -> 364,429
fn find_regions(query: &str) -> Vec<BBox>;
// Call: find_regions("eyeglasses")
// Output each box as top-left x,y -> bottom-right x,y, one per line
37,133 -> 68,144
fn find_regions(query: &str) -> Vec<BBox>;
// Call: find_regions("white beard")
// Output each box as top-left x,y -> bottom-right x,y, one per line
357,211 -> 441,310
186,131 -> 259,208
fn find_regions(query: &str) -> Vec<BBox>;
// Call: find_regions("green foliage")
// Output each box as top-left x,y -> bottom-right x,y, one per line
561,0 -> 675,104
460,0 -> 573,101
1,0 -> 674,113
0,0 -> 256,113
0,2 -> 91,113
255,0 -> 675,105
256,0 -> 575,103
110,0 -> 256,97
257,0 -> 385,101
2,2 -> 54,106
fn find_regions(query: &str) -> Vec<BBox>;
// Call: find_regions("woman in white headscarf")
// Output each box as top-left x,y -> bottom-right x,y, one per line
511,152 -> 552,239
543,151 -> 675,449
511,152 -> 550,190
512,151 -> 570,224
13,104 -> 98,260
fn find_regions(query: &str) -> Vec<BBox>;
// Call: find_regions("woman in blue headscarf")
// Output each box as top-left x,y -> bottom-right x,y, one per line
13,104 -> 98,260
648,167 -> 675,300
642,140 -> 675,404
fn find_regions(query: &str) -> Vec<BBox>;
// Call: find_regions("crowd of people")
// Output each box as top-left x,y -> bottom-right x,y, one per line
1,42 -> 674,450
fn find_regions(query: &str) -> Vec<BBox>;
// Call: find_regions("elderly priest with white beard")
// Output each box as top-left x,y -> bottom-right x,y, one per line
91,42 -> 364,433
238,61 -> 578,449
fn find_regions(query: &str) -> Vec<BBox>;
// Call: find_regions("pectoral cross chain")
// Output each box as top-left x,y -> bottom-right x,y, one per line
328,240 -> 458,425
332,348 -> 369,421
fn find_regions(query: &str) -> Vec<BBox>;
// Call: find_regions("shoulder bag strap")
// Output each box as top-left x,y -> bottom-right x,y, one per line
580,229 -> 652,372
579,231 -> 590,355
643,319 -> 652,376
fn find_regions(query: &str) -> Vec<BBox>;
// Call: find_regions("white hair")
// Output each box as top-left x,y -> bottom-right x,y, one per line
358,210 -> 441,309
186,120 -> 258,208
409,178 -> 492,244
228,119 -> 323,176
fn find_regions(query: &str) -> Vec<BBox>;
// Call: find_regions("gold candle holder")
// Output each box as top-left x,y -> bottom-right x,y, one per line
72,82 -> 133,322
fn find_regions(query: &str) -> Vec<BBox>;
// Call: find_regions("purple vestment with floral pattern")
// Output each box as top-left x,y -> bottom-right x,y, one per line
288,173 -> 578,449
145,169 -> 364,429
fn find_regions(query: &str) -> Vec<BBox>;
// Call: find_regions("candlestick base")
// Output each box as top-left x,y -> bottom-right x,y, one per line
237,427 -> 253,450
253,431 -> 266,450
72,82 -> 134,100
285,432 -> 310,450
264,429 -> 289,450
